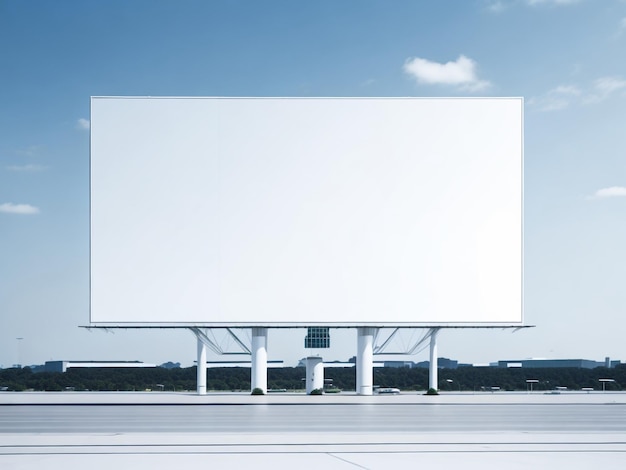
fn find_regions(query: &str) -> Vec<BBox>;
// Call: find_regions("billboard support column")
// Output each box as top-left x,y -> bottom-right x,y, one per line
251,328 -> 268,393
305,356 -> 324,394
429,328 -> 440,391
357,327 -> 377,395
196,335 -> 207,395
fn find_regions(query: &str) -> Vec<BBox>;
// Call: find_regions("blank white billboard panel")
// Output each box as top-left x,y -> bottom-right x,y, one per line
90,97 -> 523,326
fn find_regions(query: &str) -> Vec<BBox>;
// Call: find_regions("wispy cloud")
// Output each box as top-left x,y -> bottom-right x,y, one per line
0,202 -> 40,214
529,76 -> 626,111
584,76 -> 626,103
6,164 -> 47,172
486,1 -> 506,13
526,0 -> 581,5
589,186 -> 626,199
485,0 -> 581,12
403,55 -> 491,92
527,84 -> 581,111
77,118 -> 90,130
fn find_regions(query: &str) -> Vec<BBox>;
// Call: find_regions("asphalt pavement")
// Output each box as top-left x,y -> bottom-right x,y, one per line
1,392 -> 625,469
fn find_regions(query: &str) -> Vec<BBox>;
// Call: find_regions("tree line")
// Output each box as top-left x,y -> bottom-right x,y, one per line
1,365 -> 624,392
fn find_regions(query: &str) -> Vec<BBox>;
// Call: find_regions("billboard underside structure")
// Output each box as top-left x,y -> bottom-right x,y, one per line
90,97 -> 523,327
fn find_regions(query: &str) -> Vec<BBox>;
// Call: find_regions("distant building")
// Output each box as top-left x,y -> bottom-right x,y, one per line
304,327 -> 330,348
204,360 -> 284,368
497,358 -> 621,369
383,361 -> 414,368
44,361 -> 156,373
296,358 -> 384,368
323,361 -> 357,368
415,357 -> 460,369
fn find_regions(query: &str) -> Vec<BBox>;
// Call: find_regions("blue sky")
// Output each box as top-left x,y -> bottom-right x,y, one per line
1,0 -> 625,368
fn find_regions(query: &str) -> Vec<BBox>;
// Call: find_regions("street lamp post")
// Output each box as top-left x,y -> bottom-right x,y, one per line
446,379 -> 461,392
445,378 -> 453,392
599,378 -> 615,392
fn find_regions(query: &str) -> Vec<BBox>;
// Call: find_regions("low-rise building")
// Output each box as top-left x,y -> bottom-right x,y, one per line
44,361 -> 156,373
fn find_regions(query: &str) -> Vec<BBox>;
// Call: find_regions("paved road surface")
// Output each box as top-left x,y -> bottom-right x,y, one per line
3,402 -> 626,434
1,394 -> 626,469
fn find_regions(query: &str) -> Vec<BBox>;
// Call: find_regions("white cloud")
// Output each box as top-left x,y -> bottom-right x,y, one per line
403,55 -> 491,92
6,164 -> 46,171
526,0 -> 581,5
77,118 -> 90,130
486,0 -> 580,10
0,202 -> 40,214
590,187 -> 626,199
486,1 -> 506,12
553,85 -> 581,95
530,76 -> 626,111
596,76 -> 626,93
527,84 -> 581,111
584,76 -> 626,103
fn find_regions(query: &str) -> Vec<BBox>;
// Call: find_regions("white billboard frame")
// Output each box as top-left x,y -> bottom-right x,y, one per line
90,96 -> 524,327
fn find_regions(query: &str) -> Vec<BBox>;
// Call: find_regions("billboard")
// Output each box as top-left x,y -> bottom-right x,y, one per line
90,97 -> 523,326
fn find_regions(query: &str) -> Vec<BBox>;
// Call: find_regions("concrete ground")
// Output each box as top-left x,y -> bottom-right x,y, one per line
2,391 -> 626,469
